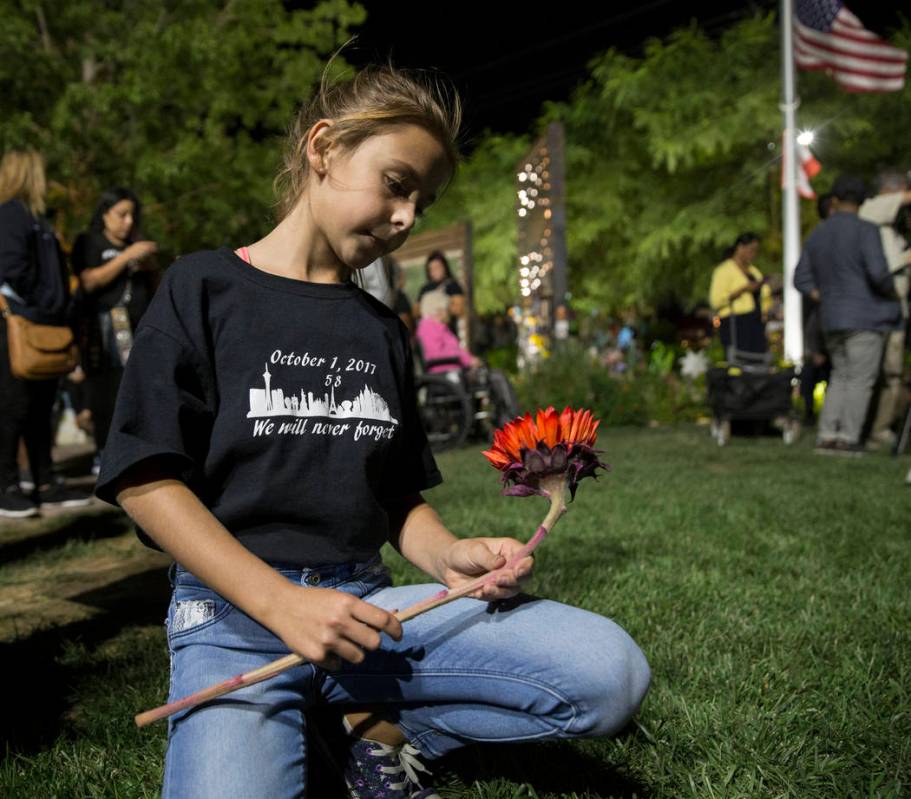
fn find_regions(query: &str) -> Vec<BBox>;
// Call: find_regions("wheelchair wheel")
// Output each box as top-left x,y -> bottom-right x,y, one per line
416,373 -> 472,452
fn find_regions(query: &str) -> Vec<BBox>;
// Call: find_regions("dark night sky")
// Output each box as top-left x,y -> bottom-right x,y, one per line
347,0 -> 906,142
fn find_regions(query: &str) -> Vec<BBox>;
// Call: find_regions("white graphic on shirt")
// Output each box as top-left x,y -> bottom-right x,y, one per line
247,363 -> 398,425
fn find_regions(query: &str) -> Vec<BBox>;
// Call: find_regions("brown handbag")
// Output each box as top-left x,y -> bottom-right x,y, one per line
0,293 -> 79,380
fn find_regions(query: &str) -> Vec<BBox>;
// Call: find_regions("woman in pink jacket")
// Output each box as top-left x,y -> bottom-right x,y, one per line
415,289 -> 480,373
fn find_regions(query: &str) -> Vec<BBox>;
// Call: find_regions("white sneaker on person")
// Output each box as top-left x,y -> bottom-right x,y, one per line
0,485 -> 40,519
37,480 -> 92,509
18,470 -> 35,493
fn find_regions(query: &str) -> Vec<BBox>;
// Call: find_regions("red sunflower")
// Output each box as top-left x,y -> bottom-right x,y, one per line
482,406 -> 608,499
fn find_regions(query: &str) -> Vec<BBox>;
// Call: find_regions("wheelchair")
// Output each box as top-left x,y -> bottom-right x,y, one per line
414,348 -> 520,452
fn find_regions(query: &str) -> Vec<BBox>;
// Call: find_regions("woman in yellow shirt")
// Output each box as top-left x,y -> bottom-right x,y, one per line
709,232 -> 772,355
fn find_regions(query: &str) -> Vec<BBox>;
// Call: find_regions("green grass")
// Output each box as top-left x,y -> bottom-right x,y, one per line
2,426 -> 909,798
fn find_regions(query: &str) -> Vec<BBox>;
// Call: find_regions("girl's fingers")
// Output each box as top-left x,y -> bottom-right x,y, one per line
332,638 -> 368,666
352,600 -> 403,640
511,556 -> 534,579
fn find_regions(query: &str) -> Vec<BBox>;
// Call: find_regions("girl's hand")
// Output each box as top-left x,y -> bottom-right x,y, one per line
267,584 -> 402,670
437,537 -> 534,600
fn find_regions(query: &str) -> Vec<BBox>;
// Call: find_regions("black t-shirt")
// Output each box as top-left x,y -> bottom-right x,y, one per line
94,248 -> 442,566
71,231 -> 153,325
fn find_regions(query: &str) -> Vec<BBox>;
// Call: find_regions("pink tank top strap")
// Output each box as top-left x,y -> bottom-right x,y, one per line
235,246 -> 251,264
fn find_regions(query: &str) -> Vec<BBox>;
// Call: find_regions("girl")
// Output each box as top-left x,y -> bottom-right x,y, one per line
96,64 -> 650,799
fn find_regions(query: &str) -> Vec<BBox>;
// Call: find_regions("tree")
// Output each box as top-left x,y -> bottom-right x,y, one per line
426,12 -> 911,313
0,0 -> 364,253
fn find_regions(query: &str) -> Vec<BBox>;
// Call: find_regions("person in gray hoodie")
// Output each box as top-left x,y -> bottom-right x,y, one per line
794,174 -> 901,456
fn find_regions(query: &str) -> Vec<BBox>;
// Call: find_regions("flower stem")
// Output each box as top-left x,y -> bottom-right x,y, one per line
396,476 -> 568,622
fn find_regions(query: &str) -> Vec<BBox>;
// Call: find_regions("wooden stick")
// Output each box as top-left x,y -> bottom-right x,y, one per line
135,486 -> 567,728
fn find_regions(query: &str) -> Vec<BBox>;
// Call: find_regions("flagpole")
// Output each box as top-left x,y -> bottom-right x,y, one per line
781,0 -> 803,364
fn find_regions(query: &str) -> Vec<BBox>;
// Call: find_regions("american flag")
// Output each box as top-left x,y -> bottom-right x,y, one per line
781,135 -> 822,199
795,0 -> 908,92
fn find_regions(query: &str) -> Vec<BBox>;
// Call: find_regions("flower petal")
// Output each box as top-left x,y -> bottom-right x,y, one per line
536,406 -> 559,448
559,406 -> 574,441
482,447 -> 511,469
516,412 -> 538,451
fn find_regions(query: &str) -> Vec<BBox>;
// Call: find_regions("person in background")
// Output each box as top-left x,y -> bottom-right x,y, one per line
389,259 -> 414,333
859,170 -> 911,449
360,255 -> 414,333
416,250 -> 464,336
0,150 -> 90,517
795,175 -> 901,456
709,232 -> 772,356
800,192 -> 835,425
358,255 -> 394,307
415,289 -> 480,373
71,188 -> 158,475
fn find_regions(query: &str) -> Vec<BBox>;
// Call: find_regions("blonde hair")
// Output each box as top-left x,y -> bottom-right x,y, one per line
420,288 -> 450,320
275,62 -> 462,219
0,150 -> 47,216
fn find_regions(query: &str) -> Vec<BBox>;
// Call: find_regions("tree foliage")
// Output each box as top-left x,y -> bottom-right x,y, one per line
427,12 -> 911,313
0,0 -> 364,252
3,5 -> 908,314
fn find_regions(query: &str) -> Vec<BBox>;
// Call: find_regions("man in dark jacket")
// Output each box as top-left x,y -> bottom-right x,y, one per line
794,175 -> 901,456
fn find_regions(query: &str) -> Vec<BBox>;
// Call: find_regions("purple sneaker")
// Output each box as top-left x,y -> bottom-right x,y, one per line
344,736 -> 439,799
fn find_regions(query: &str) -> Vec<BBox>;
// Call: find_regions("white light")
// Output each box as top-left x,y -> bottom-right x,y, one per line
520,267 -> 529,277
518,208 -> 527,217
797,129 -> 815,146
518,172 -> 527,182
520,256 -> 530,265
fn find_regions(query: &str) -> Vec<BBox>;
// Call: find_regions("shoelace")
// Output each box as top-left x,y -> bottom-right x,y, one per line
365,740 -> 432,791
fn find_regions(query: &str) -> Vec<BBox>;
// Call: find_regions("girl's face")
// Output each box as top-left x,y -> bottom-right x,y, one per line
103,199 -> 135,242
427,258 -> 447,282
307,123 -> 452,272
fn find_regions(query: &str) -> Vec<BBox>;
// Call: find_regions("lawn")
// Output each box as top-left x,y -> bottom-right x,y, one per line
1,425 -> 908,798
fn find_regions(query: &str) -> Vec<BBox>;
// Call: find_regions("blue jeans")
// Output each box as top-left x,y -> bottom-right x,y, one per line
162,557 -> 651,799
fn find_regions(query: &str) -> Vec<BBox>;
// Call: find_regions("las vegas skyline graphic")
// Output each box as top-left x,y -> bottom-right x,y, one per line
247,363 -> 398,424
